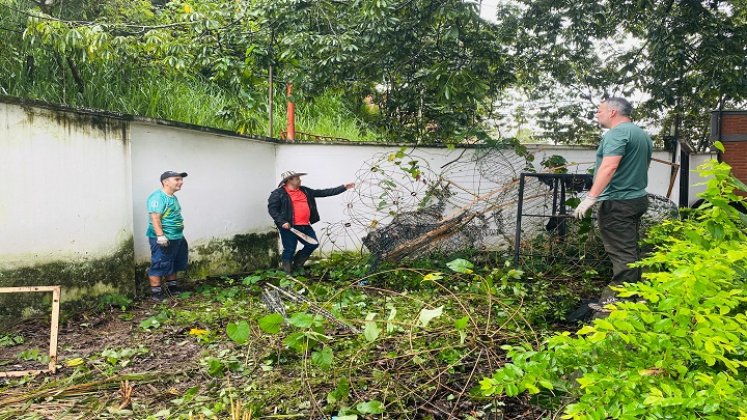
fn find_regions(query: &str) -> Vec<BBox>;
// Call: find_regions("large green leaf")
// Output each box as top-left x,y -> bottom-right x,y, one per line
363,312 -> 380,343
258,313 -> 284,334
311,346 -> 334,370
356,400 -> 384,414
446,258 -> 474,274
288,312 -> 315,329
418,306 -> 444,328
226,320 -> 250,345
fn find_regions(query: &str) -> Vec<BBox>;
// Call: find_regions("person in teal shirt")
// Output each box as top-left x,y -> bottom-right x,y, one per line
147,190 -> 184,240
146,171 -> 189,301
574,97 -> 653,313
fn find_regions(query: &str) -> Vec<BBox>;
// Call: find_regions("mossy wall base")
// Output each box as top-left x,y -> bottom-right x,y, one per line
134,232 -> 279,295
188,232 -> 280,279
0,239 -> 136,322
1,232 -> 280,320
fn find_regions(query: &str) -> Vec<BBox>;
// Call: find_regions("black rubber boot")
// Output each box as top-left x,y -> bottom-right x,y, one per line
293,254 -> 310,274
165,280 -> 180,295
282,260 -> 293,275
150,286 -> 166,302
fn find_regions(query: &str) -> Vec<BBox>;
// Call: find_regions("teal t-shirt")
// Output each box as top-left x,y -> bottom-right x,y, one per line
594,122 -> 653,201
146,190 -> 184,240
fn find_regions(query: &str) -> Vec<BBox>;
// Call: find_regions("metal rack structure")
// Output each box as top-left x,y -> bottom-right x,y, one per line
513,172 -> 594,265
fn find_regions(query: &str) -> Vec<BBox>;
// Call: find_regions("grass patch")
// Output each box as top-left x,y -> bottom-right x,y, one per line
1,51 -> 378,141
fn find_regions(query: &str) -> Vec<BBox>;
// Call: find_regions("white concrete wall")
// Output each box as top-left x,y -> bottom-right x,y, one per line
0,98 -> 720,268
129,122 -> 277,262
0,102 -> 132,268
689,152 -> 719,202
276,143 -> 693,252
275,144 -> 465,228
275,145 -> 497,252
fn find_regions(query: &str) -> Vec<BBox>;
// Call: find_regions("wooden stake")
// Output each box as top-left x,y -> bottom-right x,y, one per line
49,286 -> 60,373
650,157 -> 681,199
0,286 -> 61,378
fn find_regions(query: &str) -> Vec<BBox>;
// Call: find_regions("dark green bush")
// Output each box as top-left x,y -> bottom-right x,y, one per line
480,149 -> 747,419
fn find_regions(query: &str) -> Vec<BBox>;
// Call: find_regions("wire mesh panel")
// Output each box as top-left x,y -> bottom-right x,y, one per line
316,147 -> 680,273
321,147 -> 533,263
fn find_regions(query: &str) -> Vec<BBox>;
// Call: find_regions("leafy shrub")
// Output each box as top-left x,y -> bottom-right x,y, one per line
540,154 -> 569,174
0,333 -> 24,348
480,152 -> 747,419
98,293 -> 133,311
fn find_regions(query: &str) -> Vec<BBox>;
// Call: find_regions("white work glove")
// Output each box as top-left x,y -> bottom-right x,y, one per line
156,235 -> 169,247
574,195 -> 598,219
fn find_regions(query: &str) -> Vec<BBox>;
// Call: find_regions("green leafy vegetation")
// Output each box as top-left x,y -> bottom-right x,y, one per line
0,334 -> 24,348
16,348 -> 47,364
0,250 -> 603,418
98,293 -> 133,311
0,0 -> 514,143
0,0 -> 378,140
481,151 -> 747,418
498,1 -> 747,148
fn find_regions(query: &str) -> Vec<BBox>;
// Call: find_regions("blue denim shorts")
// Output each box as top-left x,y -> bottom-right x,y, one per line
148,237 -> 189,277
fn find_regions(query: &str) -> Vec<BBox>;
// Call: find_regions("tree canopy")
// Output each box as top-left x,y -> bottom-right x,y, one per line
1,0 -> 516,143
1,0 -> 746,146
499,0 -> 747,148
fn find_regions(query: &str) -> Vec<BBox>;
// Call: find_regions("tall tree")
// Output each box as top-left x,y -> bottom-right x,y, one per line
1,0 -> 520,143
499,0 -> 747,149
255,0 -> 517,143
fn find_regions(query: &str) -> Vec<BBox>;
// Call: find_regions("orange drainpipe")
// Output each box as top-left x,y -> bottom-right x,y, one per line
286,83 -> 295,142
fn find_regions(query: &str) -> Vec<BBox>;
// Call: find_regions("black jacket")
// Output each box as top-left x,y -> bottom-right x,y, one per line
267,185 -> 346,227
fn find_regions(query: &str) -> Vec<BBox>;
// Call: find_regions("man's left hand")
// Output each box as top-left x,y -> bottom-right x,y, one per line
344,182 -> 356,190
574,195 -> 598,219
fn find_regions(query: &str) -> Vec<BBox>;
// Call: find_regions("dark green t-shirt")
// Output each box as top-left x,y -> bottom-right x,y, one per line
594,122 -> 653,201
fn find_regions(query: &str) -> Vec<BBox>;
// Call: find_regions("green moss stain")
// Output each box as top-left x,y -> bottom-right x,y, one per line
0,232 -> 278,320
17,100 -> 129,141
0,238 -> 135,321
188,232 -> 279,279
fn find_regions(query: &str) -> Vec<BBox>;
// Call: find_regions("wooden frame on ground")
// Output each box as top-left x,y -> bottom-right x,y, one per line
0,286 -> 60,378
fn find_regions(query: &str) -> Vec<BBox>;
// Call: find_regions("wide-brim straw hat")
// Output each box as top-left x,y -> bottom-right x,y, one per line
279,170 -> 308,187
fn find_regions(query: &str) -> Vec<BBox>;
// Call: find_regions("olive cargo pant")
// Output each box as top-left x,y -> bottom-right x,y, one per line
597,196 -> 649,299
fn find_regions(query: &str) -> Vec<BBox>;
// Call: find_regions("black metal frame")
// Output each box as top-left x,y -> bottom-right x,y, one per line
513,172 -> 593,264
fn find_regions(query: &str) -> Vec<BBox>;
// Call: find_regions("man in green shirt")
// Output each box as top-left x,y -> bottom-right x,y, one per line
146,171 -> 189,301
574,97 -> 653,311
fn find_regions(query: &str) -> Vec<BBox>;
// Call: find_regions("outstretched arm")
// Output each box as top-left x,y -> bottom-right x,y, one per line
307,183 -> 355,197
